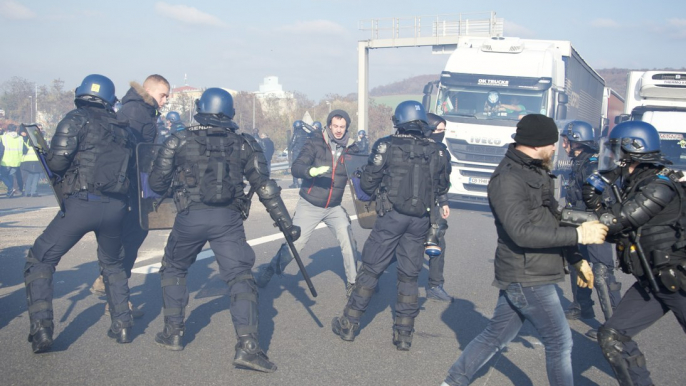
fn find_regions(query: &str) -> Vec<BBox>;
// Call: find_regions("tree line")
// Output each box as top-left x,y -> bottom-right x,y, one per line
1,77 -> 395,154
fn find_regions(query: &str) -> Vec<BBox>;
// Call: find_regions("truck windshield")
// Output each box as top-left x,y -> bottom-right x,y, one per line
434,86 -> 546,121
659,132 -> 686,170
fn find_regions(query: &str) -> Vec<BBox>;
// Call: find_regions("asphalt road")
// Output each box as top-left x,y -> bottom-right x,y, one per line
0,180 -> 684,386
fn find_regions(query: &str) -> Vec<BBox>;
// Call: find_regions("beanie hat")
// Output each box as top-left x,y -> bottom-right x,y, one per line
514,114 -> 558,147
326,109 -> 351,130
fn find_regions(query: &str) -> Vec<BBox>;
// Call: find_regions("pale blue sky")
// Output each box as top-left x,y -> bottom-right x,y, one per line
1,0 -> 685,100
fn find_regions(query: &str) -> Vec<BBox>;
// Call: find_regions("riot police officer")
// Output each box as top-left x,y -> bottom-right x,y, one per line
148,88 -> 299,373
24,74 -> 135,353
561,120 -> 621,333
166,111 -> 185,132
584,121 -> 686,386
288,120 -> 315,188
331,101 -> 451,350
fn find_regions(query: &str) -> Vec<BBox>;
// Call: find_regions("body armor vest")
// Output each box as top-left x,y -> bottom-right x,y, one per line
383,134 -> 438,217
173,128 -> 245,210
67,108 -> 133,196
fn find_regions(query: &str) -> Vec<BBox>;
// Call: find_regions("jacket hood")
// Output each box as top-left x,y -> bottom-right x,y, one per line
506,143 -> 545,170
122,81 -> 158,108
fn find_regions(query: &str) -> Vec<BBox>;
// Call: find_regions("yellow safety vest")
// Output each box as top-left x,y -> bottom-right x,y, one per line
22,138 -> 39,162
1,134 -> 24,167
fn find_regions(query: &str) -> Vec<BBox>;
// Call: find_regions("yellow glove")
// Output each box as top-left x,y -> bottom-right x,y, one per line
576,220 -> 608,245
573,260 -> 594,289
309,166 -> 331,177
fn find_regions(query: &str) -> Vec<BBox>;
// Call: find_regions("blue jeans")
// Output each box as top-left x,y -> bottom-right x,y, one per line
25,172 -> 41,195
444,283 -> 573,386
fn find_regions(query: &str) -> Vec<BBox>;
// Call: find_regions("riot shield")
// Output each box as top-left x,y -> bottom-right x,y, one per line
136,143 -> 177,230
343,153 -> 377,229
22,124 -> 64,214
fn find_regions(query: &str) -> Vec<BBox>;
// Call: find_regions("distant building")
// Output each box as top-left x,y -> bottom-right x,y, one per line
256,76 -> 292,100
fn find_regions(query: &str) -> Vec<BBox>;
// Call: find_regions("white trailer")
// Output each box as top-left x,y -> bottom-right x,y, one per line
422,36 -> 605,204
620,71 -> 686,171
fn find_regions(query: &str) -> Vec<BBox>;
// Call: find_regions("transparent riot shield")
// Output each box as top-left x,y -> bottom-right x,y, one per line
343,153 -> 377,229
22,124 -> 64,214
136,143 -> 177,230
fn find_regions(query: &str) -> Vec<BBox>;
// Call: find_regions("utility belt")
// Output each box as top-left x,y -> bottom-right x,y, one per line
617,241 -> 686,292
71,190 -> 126,203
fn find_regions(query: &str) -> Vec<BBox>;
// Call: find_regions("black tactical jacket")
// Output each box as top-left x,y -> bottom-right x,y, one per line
488,144 -> 580,287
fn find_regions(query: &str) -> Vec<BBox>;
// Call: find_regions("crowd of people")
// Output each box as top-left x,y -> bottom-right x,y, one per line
0,123 -> 45,198
11,73 -> 686,386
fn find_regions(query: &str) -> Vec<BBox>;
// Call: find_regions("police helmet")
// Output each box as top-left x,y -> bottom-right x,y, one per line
358,129 -> 366,136
312,121 -> 322,130
598,120 -> 662,172
561,120 -> 596,149
166,111 -> 181,123
75,74 -> 117,107
195,88 -> 235,119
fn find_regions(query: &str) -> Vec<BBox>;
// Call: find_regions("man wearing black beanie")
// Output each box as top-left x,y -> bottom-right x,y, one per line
440,114 -> 609,386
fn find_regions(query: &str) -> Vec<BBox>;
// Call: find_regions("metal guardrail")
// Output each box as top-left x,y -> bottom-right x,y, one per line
270,161 -> 289,172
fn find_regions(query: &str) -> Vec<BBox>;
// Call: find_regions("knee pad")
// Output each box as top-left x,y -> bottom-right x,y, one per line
356,265 -> 381,286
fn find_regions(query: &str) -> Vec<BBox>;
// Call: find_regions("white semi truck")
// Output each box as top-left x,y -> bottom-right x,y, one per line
422,36 -> 605,204
619,71 -> 686,171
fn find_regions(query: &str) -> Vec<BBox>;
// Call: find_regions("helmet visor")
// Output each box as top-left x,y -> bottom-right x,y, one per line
597,137 -> 623,172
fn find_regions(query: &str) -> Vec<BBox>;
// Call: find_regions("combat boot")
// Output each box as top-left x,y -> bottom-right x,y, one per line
255,263 -> 275,288
233,334 -> 277,373
331,316 -> 359,342
154,323 -> 185,351
28,319 -> 54,354
393,328 -> 413,351
565,303 -> 595,320
107,320 -> 132,344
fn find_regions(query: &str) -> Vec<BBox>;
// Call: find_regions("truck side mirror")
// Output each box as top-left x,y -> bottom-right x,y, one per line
615,114 -> 629,124
423,82 -> 434,95
556,105 -> 567,120
558,93 -> 568,104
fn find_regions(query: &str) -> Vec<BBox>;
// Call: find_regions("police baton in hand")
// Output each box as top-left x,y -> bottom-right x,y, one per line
275,218 -> 318,297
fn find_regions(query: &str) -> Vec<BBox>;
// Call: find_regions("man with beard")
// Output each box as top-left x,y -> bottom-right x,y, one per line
255,110 -> 360,296
441,114 -> 609,386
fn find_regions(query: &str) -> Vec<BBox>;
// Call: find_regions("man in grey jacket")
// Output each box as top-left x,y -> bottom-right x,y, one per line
441,114 -> 609,386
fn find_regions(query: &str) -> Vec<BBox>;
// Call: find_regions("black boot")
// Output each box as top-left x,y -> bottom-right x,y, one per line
233,334 -> 277,373
107,320 -> 132,344
28,319 -> 54,353
393,328 -> 413,351
331,316 -> 359,342
154,323 -> 185,351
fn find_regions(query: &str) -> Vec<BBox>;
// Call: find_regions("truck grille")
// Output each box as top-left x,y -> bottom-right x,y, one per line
446,139 -> 508,164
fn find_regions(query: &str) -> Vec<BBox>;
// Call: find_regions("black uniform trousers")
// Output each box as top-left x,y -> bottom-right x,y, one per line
159,207 -> 259,335
571,243 -> 622,313
603,282 -> 686,386
346,210 -> 429,331
121,198 -> 148,277
24,194 -> 131,324
427,217 -> 448,288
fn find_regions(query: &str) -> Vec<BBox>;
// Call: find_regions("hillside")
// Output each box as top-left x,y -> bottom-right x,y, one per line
371,68 -> 686,101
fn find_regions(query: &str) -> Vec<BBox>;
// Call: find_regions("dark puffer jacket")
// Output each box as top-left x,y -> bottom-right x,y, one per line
292,130 -> 359,208
488,144 -> 580,286
118,82 -> 159,145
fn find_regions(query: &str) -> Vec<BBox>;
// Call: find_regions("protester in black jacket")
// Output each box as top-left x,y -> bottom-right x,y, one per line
255,110 -> 360,295
90,74 -> 170,319
441,114 -> 608,386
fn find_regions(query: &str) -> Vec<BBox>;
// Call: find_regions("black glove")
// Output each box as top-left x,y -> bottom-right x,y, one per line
582,183 -> 603,210
286,224 -> 301,242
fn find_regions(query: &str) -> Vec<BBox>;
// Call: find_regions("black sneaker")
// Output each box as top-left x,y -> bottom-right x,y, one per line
28,319 -> 54,354
393,329 -> 413,351
7,189 -> 16,198
154,324 -> 184,351
331,316 -> 359,342
233,335 -> 277,373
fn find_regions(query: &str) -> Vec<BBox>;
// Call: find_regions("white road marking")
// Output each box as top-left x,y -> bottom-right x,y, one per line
131,214 -> 359,275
